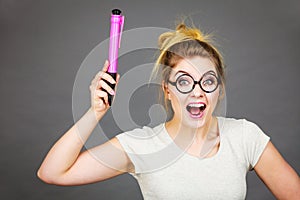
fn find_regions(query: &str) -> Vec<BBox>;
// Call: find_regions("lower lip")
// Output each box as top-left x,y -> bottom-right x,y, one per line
188,110 -> 205,119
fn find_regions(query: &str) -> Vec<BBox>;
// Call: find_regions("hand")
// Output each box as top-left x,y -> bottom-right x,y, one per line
89,60 -> 120,118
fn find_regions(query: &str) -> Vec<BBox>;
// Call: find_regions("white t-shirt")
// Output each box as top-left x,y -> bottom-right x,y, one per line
116,117 -> 270,200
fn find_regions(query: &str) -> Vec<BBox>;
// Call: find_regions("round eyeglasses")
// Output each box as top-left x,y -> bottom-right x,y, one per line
168,71 -> 221,94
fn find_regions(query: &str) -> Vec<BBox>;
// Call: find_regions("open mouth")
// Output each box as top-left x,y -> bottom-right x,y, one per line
186,102 -> 206,116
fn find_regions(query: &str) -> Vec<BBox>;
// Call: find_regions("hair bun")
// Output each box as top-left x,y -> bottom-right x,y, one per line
175,23 -> 187,31
176,23 -> 207,42
158,32 -> 174,49
158,22 -> 210,51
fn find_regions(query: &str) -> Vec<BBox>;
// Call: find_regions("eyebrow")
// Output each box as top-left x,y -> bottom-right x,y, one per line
174,70 -> 216,78
175,70 -> 189,76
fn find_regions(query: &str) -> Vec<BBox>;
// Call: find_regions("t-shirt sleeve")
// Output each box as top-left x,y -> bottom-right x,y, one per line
242,119 -> 271,171
115,127 -> 152,177
116,131 -> 140,177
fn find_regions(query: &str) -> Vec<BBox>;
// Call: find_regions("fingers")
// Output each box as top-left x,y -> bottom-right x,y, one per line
98,80 -> 115,95
95,90 -> 108,105
90,82 -> 109,110
114,74 -> 121,93
102,59 -> 110,72
90,60 -> 121,110
93,61 -> 116,87
98,73 -> 116,86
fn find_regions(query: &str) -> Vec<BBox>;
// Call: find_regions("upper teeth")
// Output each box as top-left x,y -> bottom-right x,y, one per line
189,103 -> 205,108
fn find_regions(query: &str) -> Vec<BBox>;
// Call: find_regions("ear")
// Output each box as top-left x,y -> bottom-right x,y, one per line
218,83 -> 225,100
167,90 -> 171,100
162,80 -> 171,100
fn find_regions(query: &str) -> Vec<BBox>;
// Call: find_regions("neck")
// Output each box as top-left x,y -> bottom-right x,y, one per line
165,116 -> 217,144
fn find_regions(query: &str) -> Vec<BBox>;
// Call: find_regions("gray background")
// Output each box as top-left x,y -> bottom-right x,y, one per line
1,0 -> 299,199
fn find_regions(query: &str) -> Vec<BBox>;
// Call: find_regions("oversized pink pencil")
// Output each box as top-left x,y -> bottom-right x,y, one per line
107,9 -> 124,106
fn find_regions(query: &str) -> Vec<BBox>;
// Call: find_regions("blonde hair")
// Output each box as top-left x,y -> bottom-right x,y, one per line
151,21 -> 225,119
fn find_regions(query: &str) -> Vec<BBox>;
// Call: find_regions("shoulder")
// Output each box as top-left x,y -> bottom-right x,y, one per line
220,117 -> 269,141
219,117 -> 244,127
116,123 -> 164,140
115,123 -> 169,174
219,117 -> 270,148
219,117 -> 263,135
115,123 -> 166,154
218,117 -> 244,137
219,117 -> 270,171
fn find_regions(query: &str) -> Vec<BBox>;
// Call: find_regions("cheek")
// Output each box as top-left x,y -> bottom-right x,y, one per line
169,92 -> 186,111
208,89 -> 220,107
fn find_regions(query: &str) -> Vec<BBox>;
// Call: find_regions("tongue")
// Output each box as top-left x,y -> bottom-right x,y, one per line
190,107 -> 200,115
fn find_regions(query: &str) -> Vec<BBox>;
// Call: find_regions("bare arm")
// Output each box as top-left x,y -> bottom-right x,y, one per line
37,60 -> 132,185
254,141 -> 300,200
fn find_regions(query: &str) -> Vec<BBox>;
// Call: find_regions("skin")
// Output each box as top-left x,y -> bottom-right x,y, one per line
164,56 -> 221,157
37,57 -> 300,199
164,57 -> 220,138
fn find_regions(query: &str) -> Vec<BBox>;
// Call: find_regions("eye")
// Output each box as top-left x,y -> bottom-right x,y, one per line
177,76 -> 192,86
203,78 -> 215,86
178,79 -> 190,86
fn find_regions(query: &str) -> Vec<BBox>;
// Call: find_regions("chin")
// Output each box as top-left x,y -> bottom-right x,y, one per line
182,114 -> 208,129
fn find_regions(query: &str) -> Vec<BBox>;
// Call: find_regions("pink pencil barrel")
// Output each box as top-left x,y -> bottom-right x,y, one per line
106,9 -> 124,106
108,9 -> 124,73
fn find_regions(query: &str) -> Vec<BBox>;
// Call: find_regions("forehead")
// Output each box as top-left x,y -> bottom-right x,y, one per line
171,56 -> 216,77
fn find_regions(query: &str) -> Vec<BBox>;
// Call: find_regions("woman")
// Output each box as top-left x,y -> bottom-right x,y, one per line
37,23 -> 300,199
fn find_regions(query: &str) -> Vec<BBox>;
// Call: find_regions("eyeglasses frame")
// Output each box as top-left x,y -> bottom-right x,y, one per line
168,71 -> 221,94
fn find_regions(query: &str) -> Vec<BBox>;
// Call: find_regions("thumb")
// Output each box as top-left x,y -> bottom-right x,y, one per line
102,60 -> 110,72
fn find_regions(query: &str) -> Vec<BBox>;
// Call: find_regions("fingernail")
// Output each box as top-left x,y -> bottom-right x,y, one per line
105,60 -> 108,65
110,90 -> 115,95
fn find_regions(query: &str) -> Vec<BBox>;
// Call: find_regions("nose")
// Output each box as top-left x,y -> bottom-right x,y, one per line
192,83 -> 205,97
